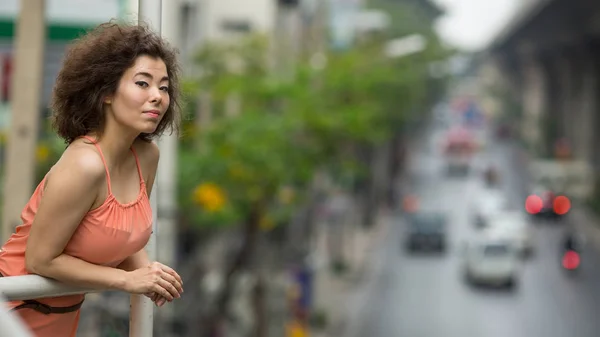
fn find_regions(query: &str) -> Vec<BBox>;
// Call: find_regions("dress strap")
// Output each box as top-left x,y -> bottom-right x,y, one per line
79,136 -> 112,194
129,146 -> 145,185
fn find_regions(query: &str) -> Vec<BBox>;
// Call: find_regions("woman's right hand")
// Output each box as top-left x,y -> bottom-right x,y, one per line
124,262 -> 183,301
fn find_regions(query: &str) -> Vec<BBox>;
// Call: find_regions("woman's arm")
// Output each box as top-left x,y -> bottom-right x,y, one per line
25,147 -> 130,290
117,249 -> 150,272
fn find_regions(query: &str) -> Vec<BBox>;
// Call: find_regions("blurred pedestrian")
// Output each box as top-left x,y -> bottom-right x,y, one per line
0,21 -> 183,336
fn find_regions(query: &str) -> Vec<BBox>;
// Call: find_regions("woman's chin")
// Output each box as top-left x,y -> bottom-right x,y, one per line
139,124 -> 159,134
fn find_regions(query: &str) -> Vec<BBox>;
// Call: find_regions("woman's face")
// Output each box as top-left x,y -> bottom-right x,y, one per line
106,55 -> 170,134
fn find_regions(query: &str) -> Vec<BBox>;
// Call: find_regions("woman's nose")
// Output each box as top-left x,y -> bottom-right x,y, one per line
149,87 -> 162,104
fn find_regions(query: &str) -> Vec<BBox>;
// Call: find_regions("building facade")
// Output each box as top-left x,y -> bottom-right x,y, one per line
0,0 -> 121,107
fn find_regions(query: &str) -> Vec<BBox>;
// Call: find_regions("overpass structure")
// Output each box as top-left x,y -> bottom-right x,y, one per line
487,0 -> 600,168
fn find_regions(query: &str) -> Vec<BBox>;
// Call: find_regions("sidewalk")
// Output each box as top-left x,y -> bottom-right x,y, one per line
309,132 -> 418,337
310,206 -> 391,337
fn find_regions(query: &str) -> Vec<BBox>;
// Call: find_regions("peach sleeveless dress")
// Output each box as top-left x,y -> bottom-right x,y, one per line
0,136 -> 153,337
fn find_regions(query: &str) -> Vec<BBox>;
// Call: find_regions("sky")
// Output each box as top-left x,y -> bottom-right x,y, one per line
432,0 -> 521,51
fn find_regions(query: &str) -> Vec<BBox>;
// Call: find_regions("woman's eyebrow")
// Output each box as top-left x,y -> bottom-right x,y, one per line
134,72 -> 169,82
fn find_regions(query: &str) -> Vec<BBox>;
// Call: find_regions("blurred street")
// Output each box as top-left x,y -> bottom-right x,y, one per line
349,119 -> 600,337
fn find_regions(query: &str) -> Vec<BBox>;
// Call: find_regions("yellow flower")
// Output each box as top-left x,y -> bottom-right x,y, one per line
192,182 -> 226,212
286,319 -> 308,337
36,144 -> 50,163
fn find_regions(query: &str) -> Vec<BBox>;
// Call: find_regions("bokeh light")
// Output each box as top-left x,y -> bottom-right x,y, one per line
553,195 -> 571,215
525,195 -> 543,214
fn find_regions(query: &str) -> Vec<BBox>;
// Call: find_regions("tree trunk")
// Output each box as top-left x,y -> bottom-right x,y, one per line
360,147 -> 376,228
204,204 -> 263,336
387,133 -> 405,208
251,272 -> 268,337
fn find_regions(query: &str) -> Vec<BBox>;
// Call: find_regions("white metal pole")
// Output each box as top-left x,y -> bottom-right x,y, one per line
0,295 -> 33,337
156,0 -> 180,329
130,2 -> 161,337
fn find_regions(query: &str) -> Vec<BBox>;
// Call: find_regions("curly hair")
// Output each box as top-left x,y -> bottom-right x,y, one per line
50,21 -> 181,144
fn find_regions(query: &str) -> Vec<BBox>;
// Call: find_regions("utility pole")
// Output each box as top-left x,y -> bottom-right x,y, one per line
157,0 -> 180,334
274,0 -> 301,81
130,2 -> 161,337
1,0 -> 46,243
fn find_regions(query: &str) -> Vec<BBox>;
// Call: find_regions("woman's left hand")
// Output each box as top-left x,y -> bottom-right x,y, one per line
144,292 -> 169,307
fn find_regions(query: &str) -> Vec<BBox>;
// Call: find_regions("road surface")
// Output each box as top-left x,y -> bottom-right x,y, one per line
351,122 -> 600,337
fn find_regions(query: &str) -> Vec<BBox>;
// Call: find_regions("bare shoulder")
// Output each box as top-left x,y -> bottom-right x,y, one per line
133,139 -> 160,166
50,142 -> 106,186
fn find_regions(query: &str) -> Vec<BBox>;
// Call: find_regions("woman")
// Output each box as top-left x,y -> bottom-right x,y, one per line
0,21 -> 184,336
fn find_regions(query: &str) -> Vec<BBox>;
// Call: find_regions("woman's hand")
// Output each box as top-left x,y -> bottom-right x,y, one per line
144,291 -> 171,307
124,262 -> 183,302
144,292 -> 170,307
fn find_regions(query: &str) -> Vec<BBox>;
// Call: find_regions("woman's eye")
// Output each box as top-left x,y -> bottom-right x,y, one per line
160,86 -> 169,92
136,81 -> 148,88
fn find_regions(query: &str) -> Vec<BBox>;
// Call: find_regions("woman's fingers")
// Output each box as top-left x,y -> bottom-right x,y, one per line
160,270 -> 184,294
151,283 -> 173,301
155,297 -> 167,307
157,277 -> 180,299
158,263 -> 184,287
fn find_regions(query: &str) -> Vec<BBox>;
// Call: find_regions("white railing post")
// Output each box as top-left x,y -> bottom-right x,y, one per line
0,295 -> 34,337
129,191 -> 157,337
130,3 -> 162,336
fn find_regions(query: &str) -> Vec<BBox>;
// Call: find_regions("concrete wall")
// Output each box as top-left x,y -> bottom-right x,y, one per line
201,0 -> 276,41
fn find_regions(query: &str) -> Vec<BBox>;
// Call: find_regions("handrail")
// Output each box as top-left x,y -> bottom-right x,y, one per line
0,275 -> 149,337
0,274 -> 96,301
0,294 -> 33,337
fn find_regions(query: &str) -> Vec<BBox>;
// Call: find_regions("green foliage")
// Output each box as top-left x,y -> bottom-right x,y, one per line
179,25 -> 448,228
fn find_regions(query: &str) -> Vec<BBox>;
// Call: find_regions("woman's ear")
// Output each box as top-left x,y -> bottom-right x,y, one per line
104,96 -> 112,105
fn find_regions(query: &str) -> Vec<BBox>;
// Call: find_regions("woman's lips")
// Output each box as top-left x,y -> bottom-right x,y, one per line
144,111 -> 160,119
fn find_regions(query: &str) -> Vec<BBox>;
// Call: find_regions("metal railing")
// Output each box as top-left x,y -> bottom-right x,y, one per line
0,273 -> 155,337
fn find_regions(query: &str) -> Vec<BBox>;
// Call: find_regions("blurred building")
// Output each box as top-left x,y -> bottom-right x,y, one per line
487,0 -> 600,168
0,0 -> 120,107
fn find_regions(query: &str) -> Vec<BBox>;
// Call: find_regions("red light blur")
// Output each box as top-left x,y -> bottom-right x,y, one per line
525,195 -> 543,214
553,196 -> 571,215
562,250 -> 580,270
403,195 -> 419,213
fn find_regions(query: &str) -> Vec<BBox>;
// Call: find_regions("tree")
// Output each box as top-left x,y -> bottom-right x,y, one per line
178,20 -> 451,333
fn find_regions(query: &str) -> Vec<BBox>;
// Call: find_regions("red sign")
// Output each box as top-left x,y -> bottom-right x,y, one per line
0,53 -> 12,103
